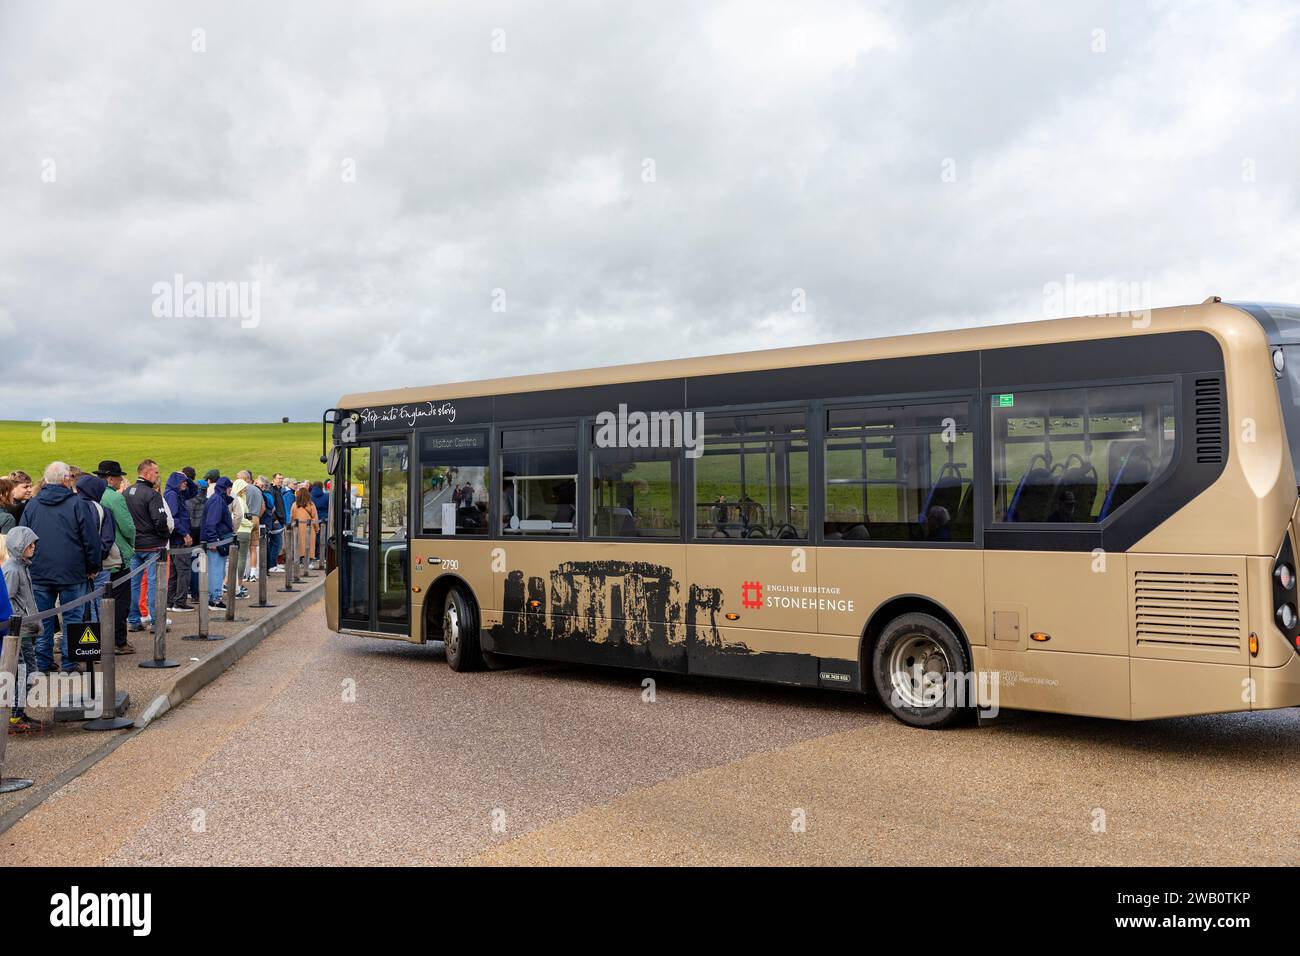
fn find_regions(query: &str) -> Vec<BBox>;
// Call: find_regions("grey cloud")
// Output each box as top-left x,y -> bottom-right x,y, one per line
1,0 -> 1299,423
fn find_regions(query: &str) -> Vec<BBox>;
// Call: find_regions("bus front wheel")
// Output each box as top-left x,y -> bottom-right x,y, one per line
871,612 -> 971,729
443,587 -> 484,672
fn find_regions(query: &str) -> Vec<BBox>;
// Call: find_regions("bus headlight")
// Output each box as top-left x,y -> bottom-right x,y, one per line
1277,603 -> 1297,631
1273,348 -> 1286,377
1276,563 -> 1295,591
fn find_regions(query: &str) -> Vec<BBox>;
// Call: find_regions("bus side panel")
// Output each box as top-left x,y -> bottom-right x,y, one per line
325,567 -> 339,631
481,540 -> 689,673
411,538 -> 497,642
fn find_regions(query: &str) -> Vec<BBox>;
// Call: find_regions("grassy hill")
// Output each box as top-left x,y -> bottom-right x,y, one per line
0,421 -> 328,483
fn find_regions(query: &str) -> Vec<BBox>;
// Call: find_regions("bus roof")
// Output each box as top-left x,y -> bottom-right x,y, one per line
338,298 -> 1270,407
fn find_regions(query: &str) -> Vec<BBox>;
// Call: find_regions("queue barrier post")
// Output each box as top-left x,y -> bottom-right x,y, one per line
139,550 -> 179,669
85,595 -> 133,730
183,547 -> 225,641
278,520 -> 300,593
0,630 -> 35,792
253,526 -> 276,609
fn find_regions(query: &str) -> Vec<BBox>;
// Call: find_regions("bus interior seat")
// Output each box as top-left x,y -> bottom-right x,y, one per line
1098,444 -> 1153,520
953,483 -> 974,534
919,463 -> 965,527
1006,454 -> 1056,522
1048,454 -> 1099,522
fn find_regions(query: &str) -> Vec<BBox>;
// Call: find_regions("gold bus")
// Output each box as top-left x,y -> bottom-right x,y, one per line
321,298 -> 1300,727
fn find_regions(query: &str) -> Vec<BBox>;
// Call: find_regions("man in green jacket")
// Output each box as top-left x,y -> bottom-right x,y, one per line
96,460 -> 137,654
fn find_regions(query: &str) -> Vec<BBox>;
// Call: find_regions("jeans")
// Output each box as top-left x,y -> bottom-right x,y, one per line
32,580 -> 89,673
91,568 -> 110,622
206,549 -> 227,604
127,549 -> 163,626
11,630 -> 38,714
267,525 -> 281,570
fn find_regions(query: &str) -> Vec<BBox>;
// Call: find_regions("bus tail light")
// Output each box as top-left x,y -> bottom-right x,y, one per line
1249,633 -> 1259,656
1272,533 -> 1300,654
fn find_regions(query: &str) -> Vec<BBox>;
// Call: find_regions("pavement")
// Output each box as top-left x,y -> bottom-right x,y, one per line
3,601 -> 1297,866
0,564 -> 324,829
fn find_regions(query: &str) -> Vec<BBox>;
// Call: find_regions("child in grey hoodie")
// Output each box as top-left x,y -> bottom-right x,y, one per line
4,526 -> 43,732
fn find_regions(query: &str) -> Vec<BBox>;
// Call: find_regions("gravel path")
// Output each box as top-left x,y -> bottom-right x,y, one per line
5,603 -> 1297,866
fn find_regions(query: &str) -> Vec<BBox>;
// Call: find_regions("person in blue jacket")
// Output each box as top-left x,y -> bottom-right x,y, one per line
310,480 -> 330,567
20,462 -> 100,673
162,471 -> 196,613
0,565 -> 12,637
200,477 -> 234,610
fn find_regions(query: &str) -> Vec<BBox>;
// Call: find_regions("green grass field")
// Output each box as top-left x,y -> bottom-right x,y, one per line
0,421 -> 328,483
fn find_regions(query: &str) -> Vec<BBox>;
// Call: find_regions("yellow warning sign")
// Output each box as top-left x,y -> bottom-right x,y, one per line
78,628 -> 97,644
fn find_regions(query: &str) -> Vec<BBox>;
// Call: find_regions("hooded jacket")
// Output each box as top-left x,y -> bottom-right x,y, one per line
101,483 -> 136,563
125,476 -> 172,550
310,484 -> 330,523
201,478 -> 235,556
231,478 -> 254,534
75,474 -> 118,568
3,526 -> 42,636
185,482 -> 206,547
163,471 -> 194,546
19,483 -> 99,586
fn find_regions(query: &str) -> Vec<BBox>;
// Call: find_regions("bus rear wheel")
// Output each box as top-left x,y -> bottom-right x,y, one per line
871,612 -> 971,729
442,587 -> 484,672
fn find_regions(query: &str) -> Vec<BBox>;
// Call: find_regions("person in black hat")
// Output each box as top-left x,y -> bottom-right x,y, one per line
95,460 -> 137,653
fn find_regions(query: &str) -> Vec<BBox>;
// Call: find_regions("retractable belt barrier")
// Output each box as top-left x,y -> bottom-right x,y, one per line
0,537 -> 235,633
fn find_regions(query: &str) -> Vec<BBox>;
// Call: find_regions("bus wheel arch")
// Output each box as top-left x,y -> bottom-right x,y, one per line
424,575 -> 485,671
860,595 -> 974,729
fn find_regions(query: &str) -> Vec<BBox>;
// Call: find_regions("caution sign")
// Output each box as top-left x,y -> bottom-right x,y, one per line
70,621 -> 102,661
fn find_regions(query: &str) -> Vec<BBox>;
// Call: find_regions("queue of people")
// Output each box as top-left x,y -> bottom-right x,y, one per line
0,461 -> 329,734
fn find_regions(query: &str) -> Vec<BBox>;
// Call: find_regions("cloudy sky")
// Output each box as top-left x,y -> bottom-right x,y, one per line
2,0 -> 1298,423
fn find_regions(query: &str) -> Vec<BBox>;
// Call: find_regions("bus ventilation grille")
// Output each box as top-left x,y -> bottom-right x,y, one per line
1194,378 -> 1225,464
1133,570 -> 1242,650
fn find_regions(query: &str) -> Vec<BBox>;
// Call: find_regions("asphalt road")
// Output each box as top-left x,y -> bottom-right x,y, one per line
4,603 -> 1297,866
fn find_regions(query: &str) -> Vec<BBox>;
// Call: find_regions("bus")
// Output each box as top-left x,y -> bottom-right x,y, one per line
320,298 -> 1300,728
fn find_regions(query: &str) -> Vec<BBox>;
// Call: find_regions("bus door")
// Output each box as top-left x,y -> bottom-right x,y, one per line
339,438 -> 411,634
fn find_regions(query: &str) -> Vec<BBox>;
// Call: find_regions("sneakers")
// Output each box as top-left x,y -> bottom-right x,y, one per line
268,566 -> 284,574
8,713 -> 42,734
115,642 -> 137,655
234,587 -> 249,599
167,604 -> 194,613
208,599 -> 228,610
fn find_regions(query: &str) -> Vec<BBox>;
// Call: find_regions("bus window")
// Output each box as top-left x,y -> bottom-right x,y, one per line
500,425 -> 579,535
590,443 -> 680,538
824,401 -> 974,543
419,430 -> 489,535
694,410 -> 808,539
991,382 -> 1176,524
